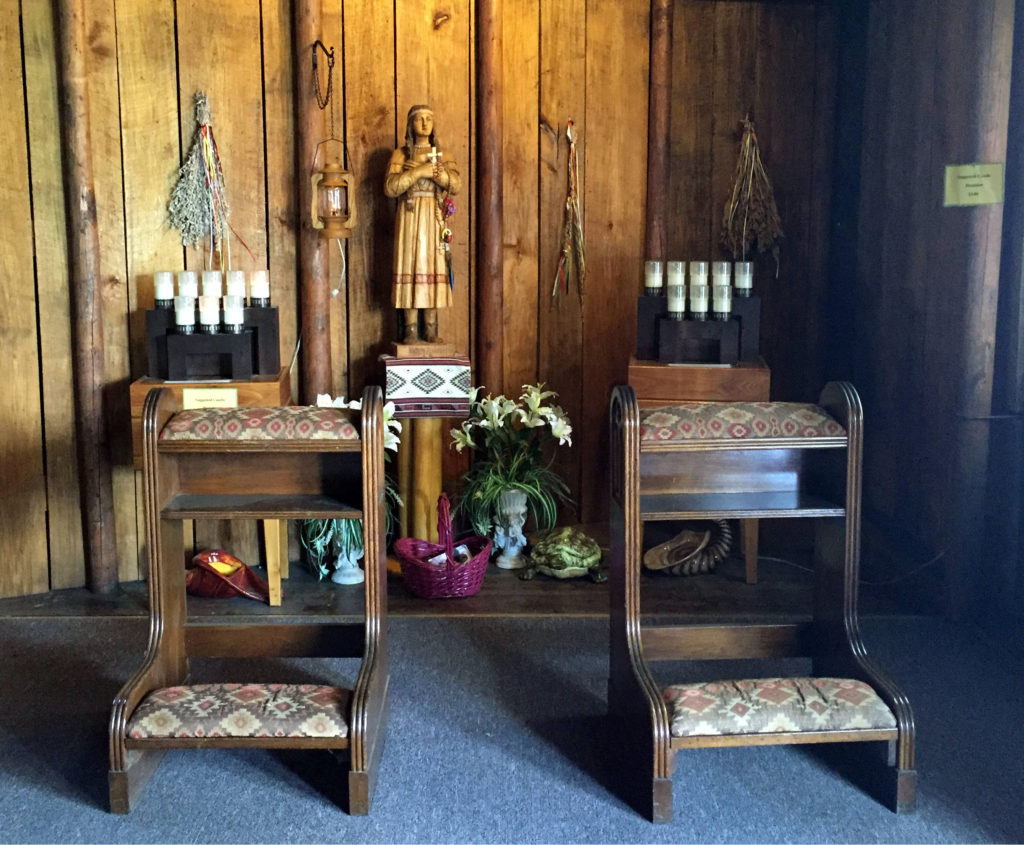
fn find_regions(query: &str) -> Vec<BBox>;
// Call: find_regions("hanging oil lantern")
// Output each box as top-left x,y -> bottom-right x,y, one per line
311,141 -> 357,239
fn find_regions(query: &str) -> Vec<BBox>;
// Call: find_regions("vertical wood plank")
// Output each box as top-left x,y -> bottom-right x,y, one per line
85,0 -> 139,583
668,1 -> 715,258
342,0 -> 396,395
580,0 -> 649,522
0,2 -> 49,597
394,0 -> 473,358
501,0 -> 539,392
262,0 -> 299,387
22,0 -> 84,587
177,0 -> 268,565
538,0 -> 586,512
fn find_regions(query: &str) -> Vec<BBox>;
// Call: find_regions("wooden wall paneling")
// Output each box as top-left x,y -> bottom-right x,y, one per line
115,0 -> 182,580
668,1 -> 715,259
501,0 -> 540,392
709,1 -> 759,267
754,3 -> 827,402
394,0 -> 473,359
0,4 -> 49,598
580,0 -> 649,522
340,0 -> 396,396
538,0 -> 586,512
84,0 -> 139,583
22,0 -> 84,588
940,0 -> 1014,618
261,0 -> 299,395
177,0 -> 268,565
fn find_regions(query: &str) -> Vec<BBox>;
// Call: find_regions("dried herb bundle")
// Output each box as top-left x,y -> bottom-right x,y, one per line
721,118 -> 783,271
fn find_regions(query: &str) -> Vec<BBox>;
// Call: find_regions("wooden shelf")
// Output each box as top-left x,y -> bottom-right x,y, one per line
640,491 -> 845,520
162,494 -> 361,520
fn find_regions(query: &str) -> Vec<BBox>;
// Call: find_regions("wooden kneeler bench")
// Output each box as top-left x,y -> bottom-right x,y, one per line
608,383 -> 916,822
109,387 -> 389,815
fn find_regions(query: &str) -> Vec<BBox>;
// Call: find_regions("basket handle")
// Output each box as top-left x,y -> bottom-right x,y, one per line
436,492 -> 456,565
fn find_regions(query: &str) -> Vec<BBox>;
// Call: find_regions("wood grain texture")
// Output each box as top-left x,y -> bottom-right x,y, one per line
341,0 -> 396,396
262,0 -> 299,393
501,0 -> 540,392
22,0 -> 84,588
0,1 -> 49,598
86,0 -> 139,584
580,0 -> 650,522
537,0 -> 586,514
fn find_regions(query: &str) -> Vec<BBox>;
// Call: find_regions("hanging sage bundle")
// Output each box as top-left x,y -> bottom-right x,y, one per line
720,118 -> 783,274
168,91 -> 231,266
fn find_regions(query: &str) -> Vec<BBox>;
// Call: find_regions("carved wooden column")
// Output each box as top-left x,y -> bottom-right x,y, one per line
295,0 -> 331,403
56,0 -> 117,592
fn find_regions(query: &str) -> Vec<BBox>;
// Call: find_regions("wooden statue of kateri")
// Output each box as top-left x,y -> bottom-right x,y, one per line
384,105 -> 462,344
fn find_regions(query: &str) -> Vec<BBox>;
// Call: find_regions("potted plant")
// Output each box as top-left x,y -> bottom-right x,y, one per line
301,394 -> 403,584
450,384 -> 573,569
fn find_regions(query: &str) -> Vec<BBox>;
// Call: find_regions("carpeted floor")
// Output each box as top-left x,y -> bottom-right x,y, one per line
1,614 -> 1021,843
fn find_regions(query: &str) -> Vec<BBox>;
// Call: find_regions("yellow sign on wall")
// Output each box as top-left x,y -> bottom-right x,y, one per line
944,163 -> 1005,207
181,388 -> 239,409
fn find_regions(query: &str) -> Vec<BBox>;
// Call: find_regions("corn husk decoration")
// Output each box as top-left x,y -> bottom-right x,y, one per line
721,117 -> 784,275
168,91 -> 232,268
553,119 -> 585,300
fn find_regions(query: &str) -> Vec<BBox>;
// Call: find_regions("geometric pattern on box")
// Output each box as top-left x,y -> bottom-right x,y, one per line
640,401 -> 845,442
127,683 -> 350,739
159,406 -> 359,442
663,677 -> 896,738
382,355 -> 471,419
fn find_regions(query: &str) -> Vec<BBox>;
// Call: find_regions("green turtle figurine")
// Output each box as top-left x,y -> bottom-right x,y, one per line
519,526 -> 606,582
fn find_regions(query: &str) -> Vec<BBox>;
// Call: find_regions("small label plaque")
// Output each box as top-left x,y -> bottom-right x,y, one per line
944,163 -> 1005,207
181,387 -> 239,410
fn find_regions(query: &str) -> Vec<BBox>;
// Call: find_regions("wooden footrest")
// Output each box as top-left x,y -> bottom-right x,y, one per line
662,677 -> 896,740
126,683 -> 351,745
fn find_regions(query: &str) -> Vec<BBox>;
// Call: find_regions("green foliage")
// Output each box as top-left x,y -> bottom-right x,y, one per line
450,384 -> 574,537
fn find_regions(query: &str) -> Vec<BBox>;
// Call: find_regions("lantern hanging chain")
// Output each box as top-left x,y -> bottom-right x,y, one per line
312,40 -> 337,141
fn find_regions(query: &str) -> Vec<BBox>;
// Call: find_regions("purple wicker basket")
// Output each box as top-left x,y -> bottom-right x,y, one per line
393,494 -> 492,598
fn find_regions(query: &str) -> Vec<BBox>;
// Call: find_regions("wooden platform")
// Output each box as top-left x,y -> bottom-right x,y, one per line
0,551 -> 904,622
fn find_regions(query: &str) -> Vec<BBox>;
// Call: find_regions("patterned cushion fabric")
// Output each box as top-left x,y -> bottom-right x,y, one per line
640,402 -> 845,442
160,406 -> 359,442
663,677 -> 895,738
127,683 -> 350,739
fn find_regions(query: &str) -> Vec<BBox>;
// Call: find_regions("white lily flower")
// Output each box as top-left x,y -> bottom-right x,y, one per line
316,393 -> 350,408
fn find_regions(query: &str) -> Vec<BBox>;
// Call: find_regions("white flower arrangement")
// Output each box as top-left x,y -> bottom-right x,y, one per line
316,393 -> 402,453
450,383 -> 573,536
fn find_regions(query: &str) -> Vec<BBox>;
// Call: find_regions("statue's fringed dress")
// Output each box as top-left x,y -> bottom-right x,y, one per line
385,150 -> 461,309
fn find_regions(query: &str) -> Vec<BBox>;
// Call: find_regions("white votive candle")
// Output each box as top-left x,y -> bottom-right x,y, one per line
734,261 -> 753,296
712,260 -> 731,286
225,269 -> 246,301
689,283 -> 709,319
689,261 -> 708,285
201,270 -> 223,298
154,271 -> 174,306
174,295 -> 196,333
198,294 -> 220,332
250,269 -> 270,305
713,284 -> 732,320
644,260 -> 664,294
222,295 -> 245,332
177,271 -> 198,299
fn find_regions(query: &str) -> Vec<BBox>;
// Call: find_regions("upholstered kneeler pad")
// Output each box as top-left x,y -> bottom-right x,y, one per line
640,402 -> 845,442
127,683 -> 351,739
160,407 -> 359,442
663,678 -> 895,737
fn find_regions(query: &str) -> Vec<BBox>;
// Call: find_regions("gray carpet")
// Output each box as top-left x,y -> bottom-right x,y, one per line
0,614 -> 1021,843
